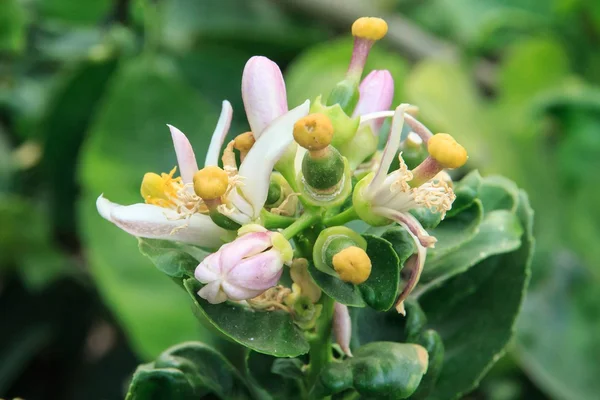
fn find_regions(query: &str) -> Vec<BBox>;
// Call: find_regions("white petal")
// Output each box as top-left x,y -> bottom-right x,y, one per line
96,195 -> 227,248
198,281 -> 228,304
242,56 -> 288,138
368,104 -> 409,197
237,100 -> 310,218
205,100 -> 233,167
227,249 -> 283,290
218,232 -> 272,272
168,125 -> 198,185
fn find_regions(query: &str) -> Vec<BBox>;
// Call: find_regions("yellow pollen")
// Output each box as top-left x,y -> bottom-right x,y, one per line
352,17 -> 388,41
233,131 -> 256,152
427,133 -> 468,169
293,113 -> 334,151
193,166 -> 229,200
140,167 -> 180,207
332,246 -> 372,284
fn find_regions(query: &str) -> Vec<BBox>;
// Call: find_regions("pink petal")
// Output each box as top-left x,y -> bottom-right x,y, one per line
226,249 -> 284,290
333,302 -> 353,357
354,70 -> 394,133
168,125 -> 198,185
220,281 -> 263,301
194,252 -> 222,283
242,56 -> 288,138
198,281 -> 228,304
205,100 -> 233,167
218,232 -> 272,272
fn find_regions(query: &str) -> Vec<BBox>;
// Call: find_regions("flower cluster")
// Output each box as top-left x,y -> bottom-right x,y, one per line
97,17 -> 467,354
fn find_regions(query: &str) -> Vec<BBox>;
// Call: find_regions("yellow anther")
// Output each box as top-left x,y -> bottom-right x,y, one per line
293,113 -> 334,151
332,246 -> 372,285
233,131 -> 255,152
352,17 -> 388,41
193,166 -> 229,200
427,133 -> 468,169
141,172 -> 168,201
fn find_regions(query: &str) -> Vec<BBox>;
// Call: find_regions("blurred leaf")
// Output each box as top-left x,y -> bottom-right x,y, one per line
41,59 -> 117,236
126,341 -> 252,400
286,37 -> 409,109
184,278 -> 310,358
498,38 -> 570,106
0,0 -> 26,55
516,253 -> 600,400
138,238 -> 209,278
418,191 -> 533,400
40,0 -> 112,25
427,200 -> 483,259
79,55 -> 220,359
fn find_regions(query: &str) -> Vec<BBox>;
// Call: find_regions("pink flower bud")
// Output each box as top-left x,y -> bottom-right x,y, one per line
194,231 -> 292,304
333,302 -> 353,357
353,70 -> 394,134
242,56 -> 288,139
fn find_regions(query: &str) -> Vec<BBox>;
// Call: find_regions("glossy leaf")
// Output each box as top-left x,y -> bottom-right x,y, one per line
417,190 -> 533,400
308,262 -> 366,308
311,342 -> 428,399
78,56 -> 219,359
358,235 -> 401,312
138,238 -> 209,278
420,210 -> 523,287
184,279 -> 309,357
246,351 -> 306,400
447,170 -> 482,218
126,341 -> 252,400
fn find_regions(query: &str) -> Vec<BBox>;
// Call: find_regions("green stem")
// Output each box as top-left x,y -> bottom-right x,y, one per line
323,206 -> 358,227
261,209 -> 296,229
282,212 -> 320,240
307,295 -> 335,391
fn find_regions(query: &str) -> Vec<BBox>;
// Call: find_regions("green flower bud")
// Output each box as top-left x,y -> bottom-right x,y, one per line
291,295 -> 323,330
297,156 -> 353,208
326,79 -> 360,115
266,181 -> 283,206
313,226 -> 367,276
310,96 -> 360,150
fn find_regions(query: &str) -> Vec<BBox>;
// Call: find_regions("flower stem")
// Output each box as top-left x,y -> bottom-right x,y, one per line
261,209 -> 296,229
323,206 -> 358,226
282,212 -> 320,240
307,295 -> 335,390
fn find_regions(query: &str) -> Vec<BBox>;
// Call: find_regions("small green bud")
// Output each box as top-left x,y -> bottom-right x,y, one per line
310,96 -> 360,150
209,209 -> 241,231
266,181 -> 283,206
292,296 -> 323,330
302,147 -> 345,191
326,79 -> 360,115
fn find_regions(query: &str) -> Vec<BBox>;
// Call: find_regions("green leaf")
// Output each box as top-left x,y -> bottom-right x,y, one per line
0,0 -> 26,55
184,279 -> 309,357
308,262 -> 366,308
312,342 -> 428,399
126,341 -> 252,400
427,200 -> 484,260
447,170 -> 482,218
286,38 -> 409,109
358,235 -> 401,312
420,210 -> 523,286
78,56 -> 220,359
246,351 -> 306,400
478,176 -> 519,214
417,190 -> 533,400
138,238 -> 209,278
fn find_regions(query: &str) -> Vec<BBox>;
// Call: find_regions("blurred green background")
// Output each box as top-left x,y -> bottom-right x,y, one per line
1,0 -> 599,399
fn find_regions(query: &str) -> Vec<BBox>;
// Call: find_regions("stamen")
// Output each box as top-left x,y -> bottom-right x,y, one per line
413,178 -> 456,219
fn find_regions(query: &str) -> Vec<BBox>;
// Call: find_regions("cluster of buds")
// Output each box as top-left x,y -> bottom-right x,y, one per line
96,17 -> 467,354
